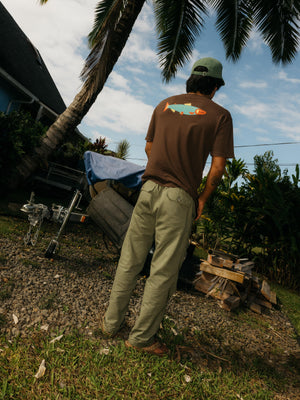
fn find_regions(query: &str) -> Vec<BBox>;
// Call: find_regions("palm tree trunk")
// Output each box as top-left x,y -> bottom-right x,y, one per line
14,0 -> 146,186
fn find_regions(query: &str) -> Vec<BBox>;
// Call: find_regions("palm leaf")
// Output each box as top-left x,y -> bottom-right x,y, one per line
210,0 -> 253,62
253,0 -> 300,63
154,0 -> 207,82
80,0 -> 145,100
81,0 -> 126,81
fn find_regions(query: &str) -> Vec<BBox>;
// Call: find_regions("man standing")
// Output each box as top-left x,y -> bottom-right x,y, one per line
102,57 -> 234,356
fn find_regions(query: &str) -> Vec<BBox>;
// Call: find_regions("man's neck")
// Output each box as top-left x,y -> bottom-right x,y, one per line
188,91 -> 213,99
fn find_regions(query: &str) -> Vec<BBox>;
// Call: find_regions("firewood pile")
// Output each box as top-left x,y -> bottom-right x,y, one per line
192,248 -> 277,313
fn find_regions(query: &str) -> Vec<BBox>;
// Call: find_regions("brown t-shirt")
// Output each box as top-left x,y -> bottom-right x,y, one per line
142,93 -> 234,202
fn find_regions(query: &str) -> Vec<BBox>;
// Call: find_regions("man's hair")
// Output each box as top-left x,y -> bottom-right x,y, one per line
186,66 -> 223,95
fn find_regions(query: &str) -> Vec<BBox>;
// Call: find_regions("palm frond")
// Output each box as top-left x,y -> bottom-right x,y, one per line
154,0 -> 207,82
116,139 -> 130,159
81,0 -> 126,81
253,0 -> 300,64
80,0 -> 145,100
210,0 -> 253,62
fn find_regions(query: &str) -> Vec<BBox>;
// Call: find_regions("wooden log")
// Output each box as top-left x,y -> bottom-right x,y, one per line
200,261 -> 245,284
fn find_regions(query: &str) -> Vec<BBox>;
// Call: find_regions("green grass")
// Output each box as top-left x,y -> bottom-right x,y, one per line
272,283 -> 300,336
0,331 -> 294,400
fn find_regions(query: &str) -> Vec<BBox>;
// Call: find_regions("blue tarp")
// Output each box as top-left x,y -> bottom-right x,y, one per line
84,151 -> 145,189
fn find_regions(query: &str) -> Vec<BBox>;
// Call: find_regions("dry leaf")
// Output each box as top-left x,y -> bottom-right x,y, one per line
40,324 -> 49,331
35,359 -> 46,379
12,314 -> 18,324
50,334 -> 63,344
99,348 -> 110,355
171,327 -> 178,336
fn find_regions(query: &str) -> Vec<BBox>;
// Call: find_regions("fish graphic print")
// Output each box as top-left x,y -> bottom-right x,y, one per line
163,102 -> 206,116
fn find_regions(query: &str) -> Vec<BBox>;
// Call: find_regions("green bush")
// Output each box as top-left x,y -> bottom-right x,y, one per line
197,153 -> 300,289
0,111 -> 47,185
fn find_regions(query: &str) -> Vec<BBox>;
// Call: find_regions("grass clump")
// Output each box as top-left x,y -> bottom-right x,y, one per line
272,283 -> 300,336
0,332 -> 294,400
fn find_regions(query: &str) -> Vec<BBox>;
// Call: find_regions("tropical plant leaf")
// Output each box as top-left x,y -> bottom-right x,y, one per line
154,0 -> 207,82
81,0 -> 127,82
253,0 -> 300,63
80,0 -> 145,99
211,0 -> 253,61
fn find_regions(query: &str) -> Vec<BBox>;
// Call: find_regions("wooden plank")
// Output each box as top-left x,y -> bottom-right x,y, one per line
207,282 -> 232,300
224,295 -> 240,310
251,276 -> 261,289
207,254 -> 224,267
194,274 -> 215,294
261,280 -> 271,301
249,302 -> 262,314
223,259 -> 234,269
255,297 -> 272,309
270,291 -> 277,305
200,261 -> 245,284
234,261 -> 254,273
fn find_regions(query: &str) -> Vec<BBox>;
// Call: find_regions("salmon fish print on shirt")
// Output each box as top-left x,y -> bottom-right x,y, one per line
163,102 -> 207,116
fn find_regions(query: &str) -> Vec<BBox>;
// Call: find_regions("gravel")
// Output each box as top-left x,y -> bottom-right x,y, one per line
0,219 -> 299,368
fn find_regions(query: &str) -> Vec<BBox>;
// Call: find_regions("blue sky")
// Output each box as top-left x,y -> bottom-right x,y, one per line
3,0 -> 300,176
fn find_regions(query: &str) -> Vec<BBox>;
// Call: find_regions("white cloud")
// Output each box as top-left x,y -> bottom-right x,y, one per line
234,102 -> 271,120
239,81 -> 268,89
84,86 -> 154,135
248,30 -> 264,55
109,72 -> 131,92
134,2 -> 154,34
88,131 -> 113,144
214,92 -> 230,107
278,71 -> 300,84
163,83 -> 186,96
121,32 -> 157,65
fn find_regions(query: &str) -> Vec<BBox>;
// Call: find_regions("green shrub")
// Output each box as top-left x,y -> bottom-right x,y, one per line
197,153 -> 300,289
0,111 -> 47,185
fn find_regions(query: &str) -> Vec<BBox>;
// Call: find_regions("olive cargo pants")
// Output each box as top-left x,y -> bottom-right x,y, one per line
104,180 -> 195,348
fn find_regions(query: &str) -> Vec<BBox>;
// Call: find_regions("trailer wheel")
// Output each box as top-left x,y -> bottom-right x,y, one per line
45,240 -> 58,258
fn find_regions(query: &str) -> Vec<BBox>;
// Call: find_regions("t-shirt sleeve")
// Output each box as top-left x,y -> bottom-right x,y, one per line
211,111 -> 234,158
145,109 -> 156,142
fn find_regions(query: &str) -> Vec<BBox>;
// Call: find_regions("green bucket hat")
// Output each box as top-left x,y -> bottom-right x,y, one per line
191,57 -> 225,86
